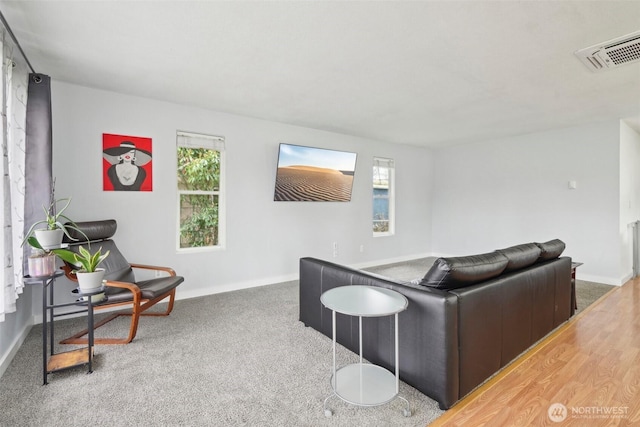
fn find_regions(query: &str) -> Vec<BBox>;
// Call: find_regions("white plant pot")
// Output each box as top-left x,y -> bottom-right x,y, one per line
27,254 -> 57,277
34,228 -> 64,250
76,269 -> 106,303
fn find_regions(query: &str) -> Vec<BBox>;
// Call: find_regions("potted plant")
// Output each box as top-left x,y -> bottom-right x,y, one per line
25,236 -> 57,277
54,246 -> 110,300
22,197 -> 87,250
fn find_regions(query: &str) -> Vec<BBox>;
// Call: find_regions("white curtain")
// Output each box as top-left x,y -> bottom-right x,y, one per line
0,30 -> 28,322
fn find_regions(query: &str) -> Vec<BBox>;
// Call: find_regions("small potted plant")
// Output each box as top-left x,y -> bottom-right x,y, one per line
25,236 -> 57,277
22,197 -> 86,250
54,246 -> 110,300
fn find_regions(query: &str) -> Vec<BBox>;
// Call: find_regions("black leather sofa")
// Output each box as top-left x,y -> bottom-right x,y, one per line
299,240 -> 572,409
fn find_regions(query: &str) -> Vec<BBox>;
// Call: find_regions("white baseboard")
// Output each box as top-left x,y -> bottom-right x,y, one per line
178,253 -> 435,301
376,252 -> 626,287
176,272 -> 299,301
4,252 -> 624,380
0,321 -> 33,380
33,252 -> 625,322
579,273 -> 624,286
620,272 -> 634,286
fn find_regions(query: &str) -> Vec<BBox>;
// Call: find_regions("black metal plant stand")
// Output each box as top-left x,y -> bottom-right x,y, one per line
24,271 -> 104,385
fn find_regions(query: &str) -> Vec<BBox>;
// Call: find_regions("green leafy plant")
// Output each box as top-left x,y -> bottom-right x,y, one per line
21,197 -> 87,247
177,147 -> 220,248
25,236 -> 49,255
53,245 -> 110,273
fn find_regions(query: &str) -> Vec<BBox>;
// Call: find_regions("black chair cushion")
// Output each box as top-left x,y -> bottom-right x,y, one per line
101,276 -> 185,304
98,241 -> 136,284
63,219 -> 117,243
496,243 -> 542,272
62,240 -> 136,294
419,252 -> 509,290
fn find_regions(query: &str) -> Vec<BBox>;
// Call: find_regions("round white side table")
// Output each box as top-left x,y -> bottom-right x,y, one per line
320,285 -> 411,417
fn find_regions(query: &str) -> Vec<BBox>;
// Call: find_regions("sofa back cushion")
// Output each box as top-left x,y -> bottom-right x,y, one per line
496,243 -> 542,272
419,252 -> 509,290
535,239 -> 566,261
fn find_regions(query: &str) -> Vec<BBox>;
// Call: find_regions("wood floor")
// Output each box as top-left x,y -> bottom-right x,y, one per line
430,277 -> 640,427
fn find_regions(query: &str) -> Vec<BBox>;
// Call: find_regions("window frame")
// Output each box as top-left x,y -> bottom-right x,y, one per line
176,131 -> 226,253
372,157 -> 395,237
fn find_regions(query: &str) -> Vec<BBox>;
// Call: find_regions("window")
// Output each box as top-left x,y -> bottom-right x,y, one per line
373,157 -> 394,236
176,131 -> 225,250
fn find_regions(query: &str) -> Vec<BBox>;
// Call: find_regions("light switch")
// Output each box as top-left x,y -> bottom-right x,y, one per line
568,180 -> 577,189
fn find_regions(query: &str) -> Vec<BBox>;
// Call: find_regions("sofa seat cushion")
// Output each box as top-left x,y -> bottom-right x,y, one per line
496,243 -> 542,272
419,252 -> 509,290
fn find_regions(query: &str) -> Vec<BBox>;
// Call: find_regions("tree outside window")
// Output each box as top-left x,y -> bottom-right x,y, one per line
176,132 -> 225,249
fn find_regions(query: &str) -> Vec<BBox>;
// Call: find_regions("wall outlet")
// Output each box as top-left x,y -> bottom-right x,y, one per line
359,244 -> 364,253
332,242 -> 338,258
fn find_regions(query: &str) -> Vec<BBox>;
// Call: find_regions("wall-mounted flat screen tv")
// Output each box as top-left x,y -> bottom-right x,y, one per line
274,143 -> 357,202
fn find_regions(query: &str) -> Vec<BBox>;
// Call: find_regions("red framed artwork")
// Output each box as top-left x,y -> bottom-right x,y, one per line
102,133 -> 153,191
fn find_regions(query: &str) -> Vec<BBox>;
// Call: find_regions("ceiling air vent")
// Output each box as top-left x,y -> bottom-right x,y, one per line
575,30 -> 640,72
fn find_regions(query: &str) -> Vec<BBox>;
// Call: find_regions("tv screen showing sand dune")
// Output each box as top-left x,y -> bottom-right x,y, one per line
274,144 -> 357,202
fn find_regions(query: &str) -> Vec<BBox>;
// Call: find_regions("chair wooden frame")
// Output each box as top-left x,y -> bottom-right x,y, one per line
61,263 -> 179,345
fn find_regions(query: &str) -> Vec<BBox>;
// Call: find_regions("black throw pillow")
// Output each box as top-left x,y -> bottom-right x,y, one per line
535,239 -> 566,261
419,251 -> 509,290
496,243 -> 542,272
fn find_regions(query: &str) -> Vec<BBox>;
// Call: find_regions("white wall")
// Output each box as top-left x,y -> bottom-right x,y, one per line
3,79 -> 634,375
619,120 -> 640,282
49,81 -> 434,307
431,121 -> 623,285
4,81 -> 635,377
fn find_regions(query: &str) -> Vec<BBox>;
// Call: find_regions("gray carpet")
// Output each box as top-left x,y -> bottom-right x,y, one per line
0,258 -> 613,427
0,282 -> 441,426
574,280 -> 615,314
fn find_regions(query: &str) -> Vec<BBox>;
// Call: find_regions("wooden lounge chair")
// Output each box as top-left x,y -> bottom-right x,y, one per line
59,219 -> 184,344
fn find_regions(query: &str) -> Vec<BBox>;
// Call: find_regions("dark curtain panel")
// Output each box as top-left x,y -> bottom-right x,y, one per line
23,74 -> 53,271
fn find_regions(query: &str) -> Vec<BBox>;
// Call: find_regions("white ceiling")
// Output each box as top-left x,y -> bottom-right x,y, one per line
1,0 -> 639,148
